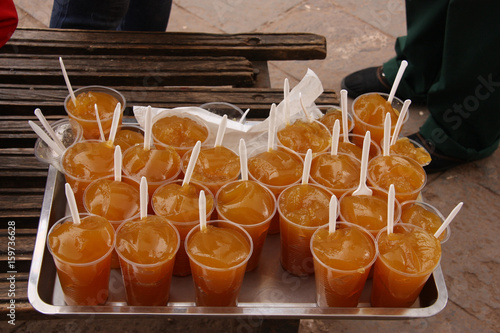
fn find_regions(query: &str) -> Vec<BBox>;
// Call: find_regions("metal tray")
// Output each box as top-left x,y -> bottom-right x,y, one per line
28,165 -> 448,319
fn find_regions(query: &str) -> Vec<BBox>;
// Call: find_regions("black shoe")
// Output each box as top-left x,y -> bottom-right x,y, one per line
341,66 -> 391,98
408,133 -> 467,174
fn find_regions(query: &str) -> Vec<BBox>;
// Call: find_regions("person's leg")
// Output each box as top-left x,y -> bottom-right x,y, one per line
118,0 -> 173,31
50,0 -> 130,30
418,0 -> 500,162
383,0 -> 449,101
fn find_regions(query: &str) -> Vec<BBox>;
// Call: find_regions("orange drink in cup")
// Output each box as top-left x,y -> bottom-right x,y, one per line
122,142 -> 181,210
277,119 -> 331,156
318,107 -> 354,135
113,124 -> 145,151
181,145 -> 240,195
185,220 -> 253,306
115,215 -> 180,306
339,133 -> 381,161
216,179 -> 276,271
152,113 -> 210,158
339,187 -> 401,238
400,200 -> 449,243
47,214 -> 115,305
367,155 -> 426,203
152,180 -> 215,276
310,152 -> 361,199
311,222 -> 377,307
61,140 -> 115,211
278,183 -> 333,276
83,175 -> 141,268
371,223 -> 441,307
351,92 -> 406,146
247,145 -> 303,234
65,86 -> 125,140
389,137 -> 432,167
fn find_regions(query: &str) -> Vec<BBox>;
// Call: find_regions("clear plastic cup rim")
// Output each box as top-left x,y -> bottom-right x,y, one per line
184,220 -> 254,272
47,213 -> 116,266
310,221 -> 379,274
351,92 -> 407,128
114,215 -> 181,268
64,85 -> 126,122
400,200 -> 451,244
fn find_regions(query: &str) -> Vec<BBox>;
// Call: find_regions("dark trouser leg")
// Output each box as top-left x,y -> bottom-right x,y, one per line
118,0 -> 173,31
384,0 -> 500,160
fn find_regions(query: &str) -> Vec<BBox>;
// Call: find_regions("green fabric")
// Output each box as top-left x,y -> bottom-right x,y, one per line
382,0 -> 500,161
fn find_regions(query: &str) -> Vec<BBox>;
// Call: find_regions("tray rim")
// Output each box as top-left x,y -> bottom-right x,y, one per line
28,165 -> 448,319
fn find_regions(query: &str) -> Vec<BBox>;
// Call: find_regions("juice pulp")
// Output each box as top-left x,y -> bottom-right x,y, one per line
277,119 -> 331,155
181,146 -> 240,195
152,115 -> 209,157
401,203 -> 446,242
367,155 -> 426,203
338,134 -> 381,161
371,224 -> 441,307
278,184 -> 333,276
113,129 -> 144,151
247,147 -> 303,234
115,215 -> 180,306
47,215 -> 114,306
339,190 -> 400,237
216,180 -> 276,271
66,91 -> 121,140
311,223 -> 377,307
310,153 -> 361,198
390,137 -> 432,166
186,222 -> 252,306
62,140 -> 115,210
319,108 -> 352,134
152,180 -> 215,276
352,93 -> 402,145
122,143 -> 181,208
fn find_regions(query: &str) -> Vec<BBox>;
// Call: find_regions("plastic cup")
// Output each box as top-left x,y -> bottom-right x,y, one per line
338,187 -> 402,238
113,123 -> 145,151
371,223 -> 441,307
185,220 -> 253,306
278,183 -> 334,276
247,145 -> 303,234
152,112 -> 210,158
151,180 -> 215,276
65,85 -> 126,140
61,140 -> 115,211
180,145 -> 240,196
34,118 -> 83,172
388,136 -> 432,167
83,175 -> 141,269
115,215 -> 180,306
351,92 -> 406,146
122,142 -> 182,212
276,119 -> 331,156
400,200 -> 450,243
367,155 -> 427,203
310,222 -> 378,307
200,102 -> 245,122
340,133 -> 381,161
47,214 -> 115,306
317,105 -> 354,134
309,152 -> 361,199
215,180 -> 277,271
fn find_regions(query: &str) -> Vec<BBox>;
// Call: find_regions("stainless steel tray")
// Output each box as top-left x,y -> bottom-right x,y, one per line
28,165 -> 448,319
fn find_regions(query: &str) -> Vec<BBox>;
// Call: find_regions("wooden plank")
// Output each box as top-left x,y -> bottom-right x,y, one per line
0,85 -> 339,118
0,54 -> 256,87
3,27 -> 327,61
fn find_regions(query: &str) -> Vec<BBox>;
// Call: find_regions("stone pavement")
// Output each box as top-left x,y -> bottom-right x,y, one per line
9,0 -> 500,332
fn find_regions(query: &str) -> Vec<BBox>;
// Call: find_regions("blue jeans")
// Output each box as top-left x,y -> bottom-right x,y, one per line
50,0 -> 173,31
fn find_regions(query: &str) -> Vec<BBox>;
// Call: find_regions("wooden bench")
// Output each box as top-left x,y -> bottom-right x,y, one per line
0,27 -> 337,320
